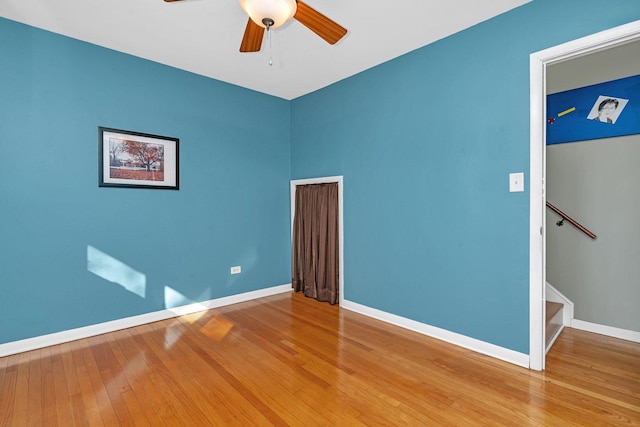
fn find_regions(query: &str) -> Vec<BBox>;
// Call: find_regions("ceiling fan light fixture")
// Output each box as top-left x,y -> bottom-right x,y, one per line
238,0 -> 297,29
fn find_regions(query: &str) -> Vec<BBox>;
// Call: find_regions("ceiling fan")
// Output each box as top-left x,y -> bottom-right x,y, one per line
164,0 -> 347,52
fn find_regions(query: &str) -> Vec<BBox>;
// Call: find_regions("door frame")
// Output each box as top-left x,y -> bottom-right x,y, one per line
529,20 -> 640,371
290,176 -> 344,305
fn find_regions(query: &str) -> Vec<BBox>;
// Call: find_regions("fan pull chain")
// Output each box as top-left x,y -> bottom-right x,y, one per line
268,26 -> 273,67
261,18 -> 275,67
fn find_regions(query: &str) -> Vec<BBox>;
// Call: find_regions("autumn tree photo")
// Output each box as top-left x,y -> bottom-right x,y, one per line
121,140 -> 164,172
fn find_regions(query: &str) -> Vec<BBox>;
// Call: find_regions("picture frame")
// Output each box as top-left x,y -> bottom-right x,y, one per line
99,127 -> 179,190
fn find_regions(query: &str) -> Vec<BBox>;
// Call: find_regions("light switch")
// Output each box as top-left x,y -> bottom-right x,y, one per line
509,172 -> 524,192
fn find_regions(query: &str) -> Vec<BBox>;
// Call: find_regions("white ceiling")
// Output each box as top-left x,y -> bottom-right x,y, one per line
0,0 -> 530,100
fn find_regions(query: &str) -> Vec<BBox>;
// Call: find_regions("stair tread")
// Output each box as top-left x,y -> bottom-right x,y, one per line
546,301 -> 563,323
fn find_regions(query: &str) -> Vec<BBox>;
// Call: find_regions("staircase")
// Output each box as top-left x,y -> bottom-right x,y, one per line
545,300 -> 564,352
545,282 -> 574,353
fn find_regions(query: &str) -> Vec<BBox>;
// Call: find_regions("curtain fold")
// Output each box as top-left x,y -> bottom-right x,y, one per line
292,183 -> 339,305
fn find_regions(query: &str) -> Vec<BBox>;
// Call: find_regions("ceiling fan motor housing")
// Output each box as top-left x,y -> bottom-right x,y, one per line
238,0 -> 348,53
238,0 -> 297,28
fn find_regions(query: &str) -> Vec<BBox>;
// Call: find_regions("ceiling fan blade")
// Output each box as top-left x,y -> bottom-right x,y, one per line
294,1 -> 347,45
240,18 -> 265,52
163,0 -> 187,2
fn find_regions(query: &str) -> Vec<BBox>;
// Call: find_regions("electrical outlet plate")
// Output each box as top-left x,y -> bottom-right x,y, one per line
230,266 -> 241,274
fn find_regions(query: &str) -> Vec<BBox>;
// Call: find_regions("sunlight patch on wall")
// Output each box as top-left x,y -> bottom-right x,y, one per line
87,246 -> 146,298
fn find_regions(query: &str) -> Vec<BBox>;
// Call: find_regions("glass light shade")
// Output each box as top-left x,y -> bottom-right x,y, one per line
238,0 -> 297,29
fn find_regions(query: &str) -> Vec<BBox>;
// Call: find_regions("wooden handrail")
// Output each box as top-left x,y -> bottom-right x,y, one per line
546,201 -> 597,240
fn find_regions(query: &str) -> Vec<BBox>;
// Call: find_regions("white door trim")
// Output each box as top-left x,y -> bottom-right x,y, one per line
529,19 -> 640,371
290,176 -> 344,305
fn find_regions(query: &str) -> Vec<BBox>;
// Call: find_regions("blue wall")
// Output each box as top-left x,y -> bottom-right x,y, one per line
0,18 -> 292,344
2,0 -> 640,354
290,0 -> 640,353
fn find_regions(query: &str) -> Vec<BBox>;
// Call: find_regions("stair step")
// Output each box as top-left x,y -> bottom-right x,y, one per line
546,301 -> 563,323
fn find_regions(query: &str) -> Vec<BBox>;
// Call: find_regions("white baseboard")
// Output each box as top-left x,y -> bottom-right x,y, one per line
341,299 -> 530,368
0,284 -> 292,358
571,319 -> 640,343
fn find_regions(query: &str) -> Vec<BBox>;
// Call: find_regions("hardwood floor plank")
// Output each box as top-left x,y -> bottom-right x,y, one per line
11,352 -> 31,427
174,320 -> 317,426
84,339 -> 135,426
135,322 -> 240,426
70,340 -> 105,426
0,292 -> 638,426
130,325 -> 228,426
78,340 -> 120,426
0,355 -> 18,427
0,353 -> 9,396
26,349 -> 44,426
194,310 -> 338,425
39,347 -> 59,427
99,333 -> 163,426
50,346 -> 74,427
153,319 -> 271,426
62,341 -> 91,427
113,330 -> 177,427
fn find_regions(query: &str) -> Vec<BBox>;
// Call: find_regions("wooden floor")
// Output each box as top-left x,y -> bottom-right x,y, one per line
1,293 -> 638,426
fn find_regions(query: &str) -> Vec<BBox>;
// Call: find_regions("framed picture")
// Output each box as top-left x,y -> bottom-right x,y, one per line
99,127 -> 179,190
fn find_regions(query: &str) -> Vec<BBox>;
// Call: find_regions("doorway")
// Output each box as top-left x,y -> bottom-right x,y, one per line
529,20 -> 640,370
290,176 -> 344,305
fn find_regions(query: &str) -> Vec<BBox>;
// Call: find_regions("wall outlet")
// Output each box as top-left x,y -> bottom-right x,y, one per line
230,266 -> 241,275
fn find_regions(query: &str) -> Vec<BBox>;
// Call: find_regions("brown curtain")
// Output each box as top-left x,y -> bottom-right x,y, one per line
292,183 -> 339,305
